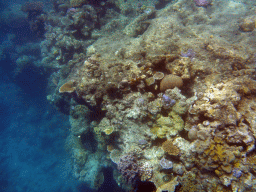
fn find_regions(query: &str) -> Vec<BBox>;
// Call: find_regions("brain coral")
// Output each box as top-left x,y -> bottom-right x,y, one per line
160,74 -> 183,92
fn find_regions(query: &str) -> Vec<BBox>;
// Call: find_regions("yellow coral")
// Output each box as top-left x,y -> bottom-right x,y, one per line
152,112 -> 184,138
213,144 -> 226,162
157,126 -> 170,138
103,126 -> 114,135
168,111 -> 184,132
197,135 -> 241,176
150,126 -> 160,135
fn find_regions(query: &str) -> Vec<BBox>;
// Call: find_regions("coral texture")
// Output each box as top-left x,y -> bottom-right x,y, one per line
162,140 -> 180,156
117,152 -> 139,184
160,75 -> 183,92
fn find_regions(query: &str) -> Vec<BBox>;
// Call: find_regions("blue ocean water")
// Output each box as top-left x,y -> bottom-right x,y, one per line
0,0 -> 126,190
0,1 -> 105,191
0,55 -> 82,191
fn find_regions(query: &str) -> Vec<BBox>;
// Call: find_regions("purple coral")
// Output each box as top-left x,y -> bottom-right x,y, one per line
137,98 -> 145,105
193,0 -> 210,7
138,139 -> 148,145
159,157 -> 173,169
232,168 -> 242,178
117,152 -> 139,184
162,94 -> 176,109
67,8 -> 78,14
163,94 -> 171,103
181,49 -> 196,61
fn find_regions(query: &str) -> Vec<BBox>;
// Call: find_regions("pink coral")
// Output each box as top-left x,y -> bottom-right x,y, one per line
194,0 -> 210,7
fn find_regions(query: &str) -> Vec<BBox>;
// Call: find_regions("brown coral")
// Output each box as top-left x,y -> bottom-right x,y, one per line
195,135 -> 240,175
59,80 -> 76,93
160,74 -> 183,92
162,139 -> 180,156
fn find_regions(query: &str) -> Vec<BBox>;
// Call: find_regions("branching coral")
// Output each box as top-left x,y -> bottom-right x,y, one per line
117,152 -> 140,184
162,140 -> 180,156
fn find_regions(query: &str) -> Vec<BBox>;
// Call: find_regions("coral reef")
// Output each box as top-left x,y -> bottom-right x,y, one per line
12,0 -> 256,191
156,177 -> 179,192
69,105 -> 90,135
21,1 -> 46,37
117,152 -> 140,184
162,140 -> 180,156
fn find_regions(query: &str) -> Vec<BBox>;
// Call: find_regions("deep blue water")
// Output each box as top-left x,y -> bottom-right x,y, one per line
0,63 -> 83,191
0,1 -> 95,191
0,0 -> 122,190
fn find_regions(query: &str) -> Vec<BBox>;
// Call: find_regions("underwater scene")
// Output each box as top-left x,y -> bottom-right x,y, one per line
0,0 -> 256,191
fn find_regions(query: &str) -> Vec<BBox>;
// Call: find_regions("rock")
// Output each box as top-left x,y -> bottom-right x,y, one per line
239,17 -> 255,32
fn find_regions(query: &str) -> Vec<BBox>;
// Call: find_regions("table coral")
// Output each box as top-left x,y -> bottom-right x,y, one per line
59,80 -> 76,93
